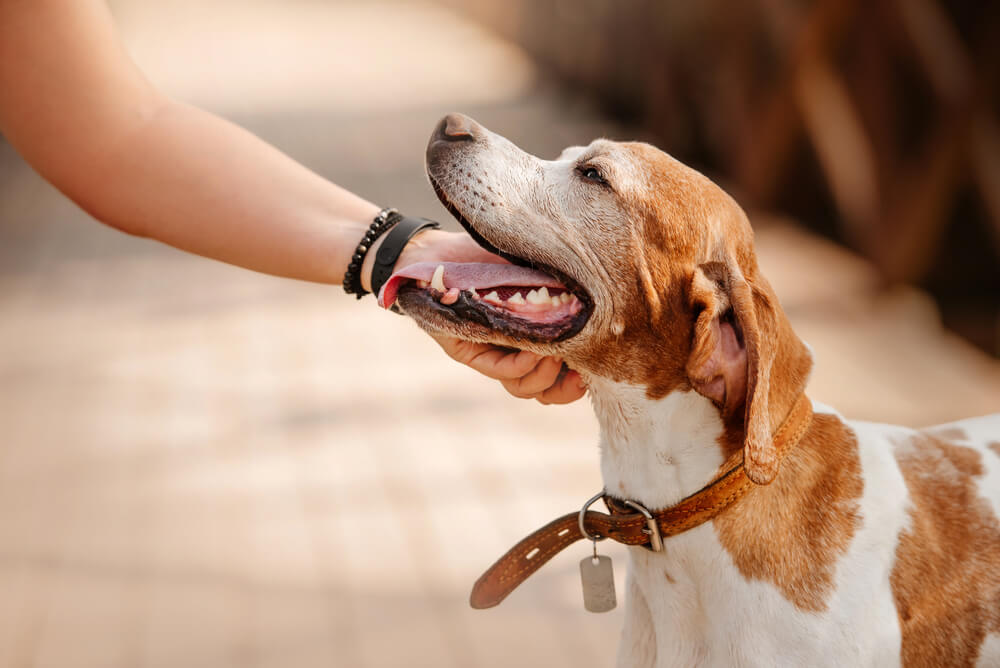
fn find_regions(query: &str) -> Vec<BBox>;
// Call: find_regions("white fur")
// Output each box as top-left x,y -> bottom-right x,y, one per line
424,115 -> 1000,666
589,381 -> 726,509
589,379 -> 918,667
977,633 -> 1000,667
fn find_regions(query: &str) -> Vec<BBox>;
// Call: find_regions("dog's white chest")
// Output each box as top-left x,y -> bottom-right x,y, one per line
605,405 -> 910,668
621,520 -> 902,668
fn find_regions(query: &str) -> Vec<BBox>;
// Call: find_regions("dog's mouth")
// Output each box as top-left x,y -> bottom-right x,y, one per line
377,176 -> 592,343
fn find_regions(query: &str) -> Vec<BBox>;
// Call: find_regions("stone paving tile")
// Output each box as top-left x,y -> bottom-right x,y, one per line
0,254 -> 621,668
1,2 -> 998,668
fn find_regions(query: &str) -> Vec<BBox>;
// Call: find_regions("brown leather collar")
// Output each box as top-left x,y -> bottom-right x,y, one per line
469,394 -> 814,609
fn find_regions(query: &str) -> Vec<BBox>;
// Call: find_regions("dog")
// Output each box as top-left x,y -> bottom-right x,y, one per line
379,113 -> 1000,667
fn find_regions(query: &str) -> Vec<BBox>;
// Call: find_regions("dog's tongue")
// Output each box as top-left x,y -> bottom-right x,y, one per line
378,262 -> 563,309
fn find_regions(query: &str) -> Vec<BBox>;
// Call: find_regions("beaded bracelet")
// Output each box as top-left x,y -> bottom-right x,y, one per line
342,207 -> 402,299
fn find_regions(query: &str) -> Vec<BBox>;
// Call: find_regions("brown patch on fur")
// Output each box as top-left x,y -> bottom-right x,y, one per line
564,142 -> 813,484
423,128 -> 814,485
891,434 -> 1000,667
926,426 -> 969,441
713,414 -> 863,611
567,143 -> 736,397
989,441 -> 1000,458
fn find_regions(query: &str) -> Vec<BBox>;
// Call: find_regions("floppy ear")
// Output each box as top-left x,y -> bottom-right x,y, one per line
686,263 -> 747,420
687,261 -> 809,484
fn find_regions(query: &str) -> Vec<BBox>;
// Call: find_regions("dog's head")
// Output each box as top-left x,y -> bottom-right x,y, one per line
381,114 -> 812,483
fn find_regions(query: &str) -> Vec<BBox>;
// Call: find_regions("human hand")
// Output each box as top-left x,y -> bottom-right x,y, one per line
393,227 -> 506,268
432,334 -> 587,405
361,227 -> 502,293
372,227 -> 586,404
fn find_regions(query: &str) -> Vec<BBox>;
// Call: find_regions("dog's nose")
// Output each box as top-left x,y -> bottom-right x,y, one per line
435,113 -> 478,142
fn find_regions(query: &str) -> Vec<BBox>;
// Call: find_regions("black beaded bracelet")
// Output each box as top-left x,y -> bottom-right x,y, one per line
342,207 -> 402,299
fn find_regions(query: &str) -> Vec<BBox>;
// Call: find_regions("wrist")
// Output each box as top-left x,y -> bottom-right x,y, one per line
342,207 -> 400,298
361,226 -> 439,293
344,209 -> 441,299
360,232 -> 389,293
392,227 -> 444,273
367,217 -> 441,299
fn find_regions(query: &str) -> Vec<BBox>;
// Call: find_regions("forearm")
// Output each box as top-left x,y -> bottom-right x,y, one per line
0,0 -> 377,285
77,99 -> 380,284
0,0 -> 586,405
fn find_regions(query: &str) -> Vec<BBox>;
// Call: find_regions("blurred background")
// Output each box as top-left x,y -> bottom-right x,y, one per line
0,1 -> 997,667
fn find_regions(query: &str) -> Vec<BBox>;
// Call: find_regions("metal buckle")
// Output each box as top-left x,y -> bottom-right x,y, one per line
623,499 -> 664,552
578,491 -> 608,542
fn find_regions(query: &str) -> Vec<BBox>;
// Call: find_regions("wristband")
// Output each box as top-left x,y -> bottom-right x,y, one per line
369,216 -> 441,301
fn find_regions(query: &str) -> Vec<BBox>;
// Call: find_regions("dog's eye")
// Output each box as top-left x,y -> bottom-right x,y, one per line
578,165 -> 607,185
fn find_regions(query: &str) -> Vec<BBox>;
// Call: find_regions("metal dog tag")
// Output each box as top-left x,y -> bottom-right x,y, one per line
579,553 -> 616,612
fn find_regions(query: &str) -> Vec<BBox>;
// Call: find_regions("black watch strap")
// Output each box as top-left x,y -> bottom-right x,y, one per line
370,216 -> 441,300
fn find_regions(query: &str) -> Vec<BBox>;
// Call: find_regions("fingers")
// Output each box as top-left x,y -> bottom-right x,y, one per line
501,359 -> 587,404
536,369 -> 588,405
434,335 -> 542,380
446,232 -> 510,264
466,347 -> 545,380
432,335 -> 587,404
398,229 -> 508,269
500,355 -> 564,398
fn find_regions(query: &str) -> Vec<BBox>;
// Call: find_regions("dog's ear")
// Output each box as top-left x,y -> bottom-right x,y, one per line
686,261 -> 810,484
686,263 -> 747,419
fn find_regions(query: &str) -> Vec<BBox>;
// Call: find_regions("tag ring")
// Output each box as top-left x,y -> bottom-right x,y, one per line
579,491 -> 608,542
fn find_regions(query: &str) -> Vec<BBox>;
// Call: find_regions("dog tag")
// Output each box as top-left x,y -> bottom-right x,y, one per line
579,553 -> 616,612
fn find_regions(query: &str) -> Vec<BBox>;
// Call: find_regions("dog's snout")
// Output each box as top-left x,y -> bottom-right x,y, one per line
426,113 -> 488,186
435,113 -> 478,142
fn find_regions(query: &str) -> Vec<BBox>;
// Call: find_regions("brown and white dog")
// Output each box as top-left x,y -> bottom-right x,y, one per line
379,113 -> 1000,667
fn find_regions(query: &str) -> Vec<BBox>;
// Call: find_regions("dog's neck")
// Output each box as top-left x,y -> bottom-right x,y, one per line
587,377 -> 729,510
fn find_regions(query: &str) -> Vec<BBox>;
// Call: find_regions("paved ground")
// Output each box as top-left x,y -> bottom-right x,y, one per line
1,2 -> 998,667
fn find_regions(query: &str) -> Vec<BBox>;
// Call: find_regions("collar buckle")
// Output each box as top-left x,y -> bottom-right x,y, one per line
622,499 -> 664,552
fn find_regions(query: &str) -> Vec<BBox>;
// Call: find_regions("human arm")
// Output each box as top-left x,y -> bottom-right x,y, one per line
0,0 -> 381,285
0,0 -> 584,403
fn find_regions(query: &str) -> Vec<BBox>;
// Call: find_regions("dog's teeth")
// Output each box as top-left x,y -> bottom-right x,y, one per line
484,290 -> 502,305
551,296 -> 561,307
560,292 -> 572,304
526,287 -> 552,305
440,288 -> 460,305
417,280 -> 429,289
469,288 -> 479,299
430,264 -> 446,292
508,292 -> 526,305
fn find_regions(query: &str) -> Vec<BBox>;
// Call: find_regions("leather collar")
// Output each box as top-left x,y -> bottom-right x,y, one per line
469,394 -> 814,609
